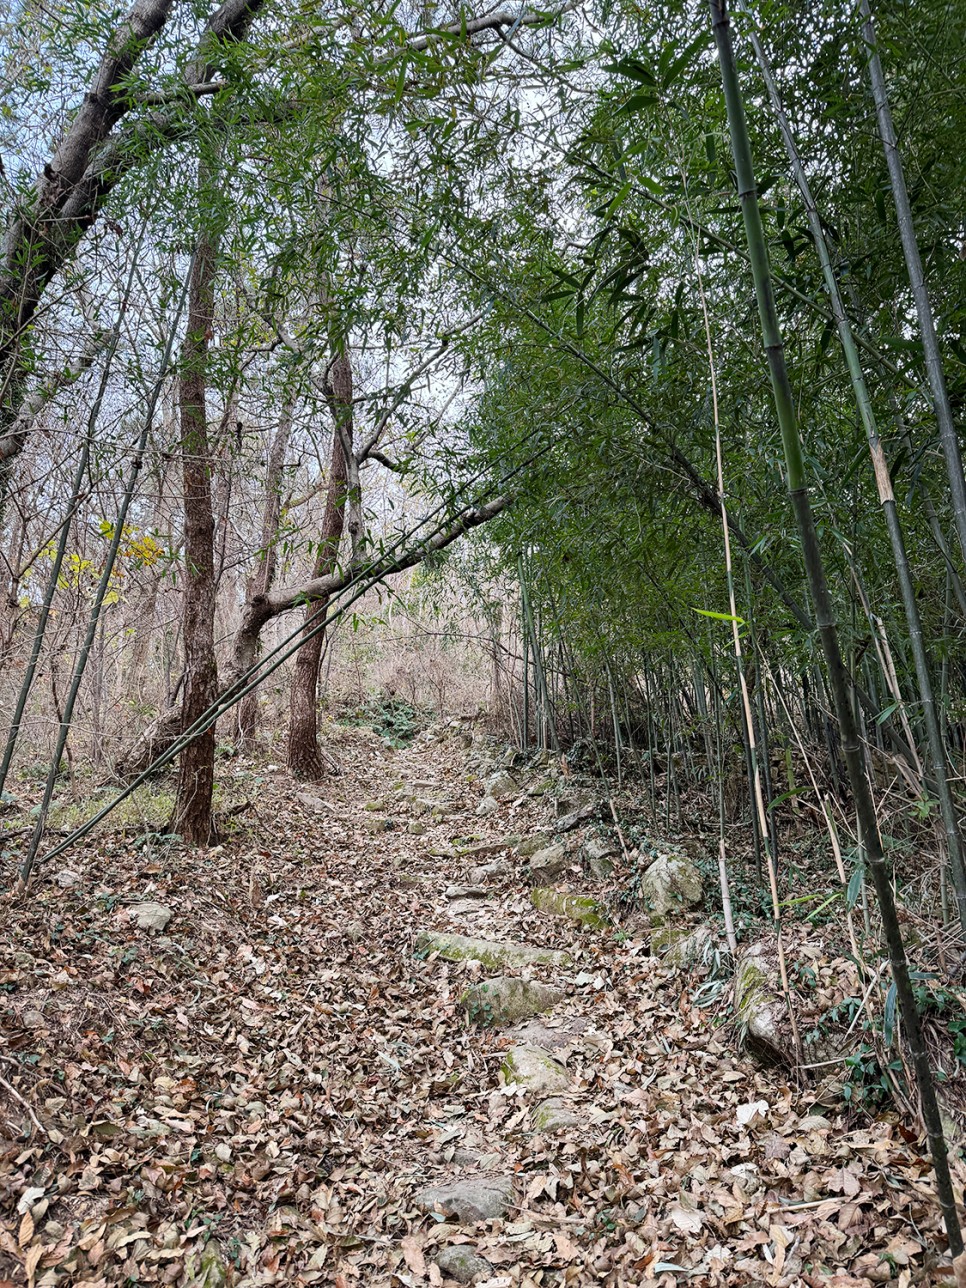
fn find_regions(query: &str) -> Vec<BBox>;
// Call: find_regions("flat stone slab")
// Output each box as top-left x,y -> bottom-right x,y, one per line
415,1176 -> 514,1223
501,1044 -> 570,1094
507,1016 -> 594,1053
415,930 -> 571,970
531,886 -> 608,929
461,976 -> 563,1027
468,860 -> 509,883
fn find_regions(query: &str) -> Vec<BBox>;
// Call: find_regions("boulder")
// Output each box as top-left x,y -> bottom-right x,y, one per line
484,770 -> 519,801
528,842 -> 569,885
501,1044 -> 570,1094
415,930 -> 571,970
461,976 -> 562,1027
532,1098 -> 581,1133
637,851 -> 703,917
129,902 -> 172,932
407,820 -> 427,836
415,1176 -> 514,1223
55,869 -> 82,888
434,1245 -> 492,1284
531,887 -> 608,930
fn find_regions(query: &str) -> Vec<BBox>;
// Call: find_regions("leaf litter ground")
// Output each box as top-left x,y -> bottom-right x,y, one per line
0,723 -> 962,1287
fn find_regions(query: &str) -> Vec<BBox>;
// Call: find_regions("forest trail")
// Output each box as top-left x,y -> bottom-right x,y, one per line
0,723 -> 954,1287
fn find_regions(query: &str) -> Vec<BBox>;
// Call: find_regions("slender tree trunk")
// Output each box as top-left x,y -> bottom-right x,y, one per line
173,225 -> 218,845
237,401 -> 293,745
287,350 -> 351,779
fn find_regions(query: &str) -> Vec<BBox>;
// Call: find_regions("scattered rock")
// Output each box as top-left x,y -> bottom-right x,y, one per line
434,1245 -> 492,1284
483,770 -> 519,801
501,1044 -> 570,1094
476,796 -> 499,817
583,835 -> 619,878
652,921 -> 714,967
556,802 -> 597,832
468,860 -> 509,883
734,942 -> 787,1062
407,820 -> 427,836
364,816 -> 389,834
445,884 -> 487,900
526,776 -> 554,797
459,839 -> 514,858
516,835 -> 552,859
55,869 -> 81,888
297,791 -> 328,812
531,886 -> 608,929
129,902 -> 172,932
532,1097 -> 581,1133
461,976 -> 563,1026
529,842 -> 569,885
415,930 -> 571,970
415,1176 -> 514,1223
637,851 -> 703,918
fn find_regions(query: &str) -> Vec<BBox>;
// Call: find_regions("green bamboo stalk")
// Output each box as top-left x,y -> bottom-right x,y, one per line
710,0 -> 962,1254
747,18 -> 966,932
859,0 -> 966,571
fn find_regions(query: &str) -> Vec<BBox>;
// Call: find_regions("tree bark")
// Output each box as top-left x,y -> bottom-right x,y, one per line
172,226 -> 218,845
287,351 -> 351,779
237,401 -> 293,744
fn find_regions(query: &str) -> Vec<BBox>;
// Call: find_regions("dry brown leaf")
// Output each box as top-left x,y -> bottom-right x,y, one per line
401,1234 -> 427,1277
17,1209 -> 33,1248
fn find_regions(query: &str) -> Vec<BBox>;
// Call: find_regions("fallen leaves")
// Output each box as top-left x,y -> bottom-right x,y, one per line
0,725 -> 961,1285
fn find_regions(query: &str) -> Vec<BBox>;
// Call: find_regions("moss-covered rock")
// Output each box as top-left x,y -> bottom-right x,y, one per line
652,922 -> 713,967
501,1043 -> 570,1094
638,852 -> 703,918
531,886 -> 608,930
435,1245 -> 492,1284
734,943 -> 788,1062
532,1097 -> 581,1132
461,975 -> 563,1026
415,930 -> 571,970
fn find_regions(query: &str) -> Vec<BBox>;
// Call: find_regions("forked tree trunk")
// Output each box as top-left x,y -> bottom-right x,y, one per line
237,401 -> 293,745
287,350 -> 351,779
173,225 -> 218,845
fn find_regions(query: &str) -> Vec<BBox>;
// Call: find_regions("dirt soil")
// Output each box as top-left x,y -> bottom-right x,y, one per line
0,722 -> 962,1287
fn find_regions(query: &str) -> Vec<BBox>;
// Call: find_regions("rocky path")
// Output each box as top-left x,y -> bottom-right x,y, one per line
0,720 -> 957,1287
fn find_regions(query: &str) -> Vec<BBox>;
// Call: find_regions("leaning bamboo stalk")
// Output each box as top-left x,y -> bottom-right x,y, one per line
710,0 -> 962,1253
747,16 -> 966,932
858,0 -> 966,572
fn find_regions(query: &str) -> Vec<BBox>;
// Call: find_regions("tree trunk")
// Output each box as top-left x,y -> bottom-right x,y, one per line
287,350 -> 351,779
237,401 -> 293,745
173,227 -> 218,845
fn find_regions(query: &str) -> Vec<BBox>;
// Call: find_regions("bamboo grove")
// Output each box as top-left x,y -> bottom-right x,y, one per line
1,0 -> 966,1253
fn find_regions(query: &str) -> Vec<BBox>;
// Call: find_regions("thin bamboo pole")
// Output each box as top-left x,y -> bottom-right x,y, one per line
710,0 -> 962,1253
